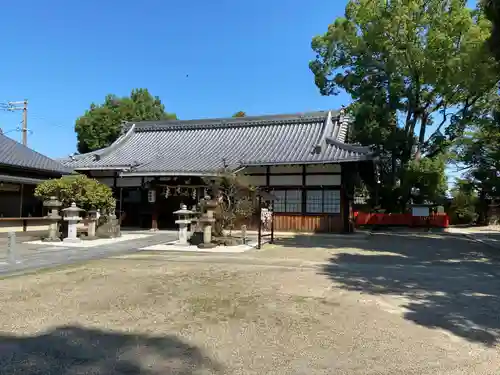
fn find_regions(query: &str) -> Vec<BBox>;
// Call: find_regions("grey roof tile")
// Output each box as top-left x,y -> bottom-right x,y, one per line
0,133 -> 73,174
61,110 -> 374,175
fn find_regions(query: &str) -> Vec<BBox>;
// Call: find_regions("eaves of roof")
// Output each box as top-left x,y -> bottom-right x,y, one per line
0,133 -> 73,175
0,174 -> 48,185
61,109 -> 375,174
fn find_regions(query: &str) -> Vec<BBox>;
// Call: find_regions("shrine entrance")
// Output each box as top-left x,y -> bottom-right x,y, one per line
154,178 -> 207,229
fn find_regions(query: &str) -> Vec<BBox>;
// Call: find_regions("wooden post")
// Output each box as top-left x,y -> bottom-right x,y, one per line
270,208 -> 274,244
22,100 -> 28,146
119,187 -> 123,221
257,195 -> 262,249
19,184 -> 24,217
152,206 -> 158,231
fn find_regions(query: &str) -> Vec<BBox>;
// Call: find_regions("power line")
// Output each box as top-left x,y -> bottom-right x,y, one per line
0,121 -> 28,137
6,100 -> 28,146
28,113 -> 68,129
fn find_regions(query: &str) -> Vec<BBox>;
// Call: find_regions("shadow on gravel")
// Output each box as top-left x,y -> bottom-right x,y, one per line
0,325 -> 221,374
277,233 -> 500,346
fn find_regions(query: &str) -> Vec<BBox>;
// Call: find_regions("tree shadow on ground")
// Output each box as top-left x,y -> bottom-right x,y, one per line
0,325 -> 222,375
278,233 -> 500,346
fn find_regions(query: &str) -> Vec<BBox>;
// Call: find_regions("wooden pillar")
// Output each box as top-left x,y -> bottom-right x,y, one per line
118,187 -> 123,223
340,165 -> 351,233
19,184 -> 24,217
151,185 -> 159,231
151,210 -> 158,230
301,165 -> 307,215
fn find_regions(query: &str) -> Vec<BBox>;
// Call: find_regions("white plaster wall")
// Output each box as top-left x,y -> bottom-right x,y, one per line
116,177 -> 143,187
270,165 -> 302,174
96,177 -> 114,187
244,175 -> 266,186
269,175 -> 302,186
306,174 -> 341,186
306,164 -> 341,173
242,166 -> 267,174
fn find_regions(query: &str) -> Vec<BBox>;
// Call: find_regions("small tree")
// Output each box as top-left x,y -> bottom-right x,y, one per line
449,182 -> 479,224
232,111 -> 246,118
34,175 -> 115,213
205,168 -> 256,236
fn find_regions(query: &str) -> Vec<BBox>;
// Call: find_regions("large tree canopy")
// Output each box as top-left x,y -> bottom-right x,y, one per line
75,88 -> 176,153
310,0 -> 498,210
484,0 -> 500,61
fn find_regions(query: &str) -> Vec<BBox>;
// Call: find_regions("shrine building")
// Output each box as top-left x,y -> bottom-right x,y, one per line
60,110 -> 376,233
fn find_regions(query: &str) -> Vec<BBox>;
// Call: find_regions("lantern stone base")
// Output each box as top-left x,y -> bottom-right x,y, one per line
197,242 -> 217,249
82,235 -> 98,241
42,237 -> 61,242
63,237 -> 83,244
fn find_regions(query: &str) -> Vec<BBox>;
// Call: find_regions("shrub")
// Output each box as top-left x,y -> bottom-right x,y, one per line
34,174 -> 115,212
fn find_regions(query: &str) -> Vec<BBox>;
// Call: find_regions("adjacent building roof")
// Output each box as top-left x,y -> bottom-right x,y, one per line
60,110 -> 374,176
0,133 -> 73,175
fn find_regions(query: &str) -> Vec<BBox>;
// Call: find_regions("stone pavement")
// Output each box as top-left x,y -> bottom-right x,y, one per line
0,231 -> 177,276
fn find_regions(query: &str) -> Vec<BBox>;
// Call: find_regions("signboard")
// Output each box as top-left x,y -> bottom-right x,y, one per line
412,206 -> 429,217
261,208 -> 273,231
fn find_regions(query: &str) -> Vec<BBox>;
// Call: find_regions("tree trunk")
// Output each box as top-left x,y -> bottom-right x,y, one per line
415,112 -> 429,160
477,189 -> 488,225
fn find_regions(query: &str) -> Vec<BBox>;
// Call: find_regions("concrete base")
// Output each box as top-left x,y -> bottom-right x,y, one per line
42,237 -> 61,242
141,240 -> 257,253
25,233 -> 152,248
198,242 -> 217,249
63,238 -> 83,244
82,236 -> 99,241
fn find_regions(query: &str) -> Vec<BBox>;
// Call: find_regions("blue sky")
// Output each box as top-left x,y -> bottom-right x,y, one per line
0,0 -> 349,158
0,0 -> 478,162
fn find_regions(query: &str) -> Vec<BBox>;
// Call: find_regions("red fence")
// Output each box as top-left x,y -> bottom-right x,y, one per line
354,212 -> 449,228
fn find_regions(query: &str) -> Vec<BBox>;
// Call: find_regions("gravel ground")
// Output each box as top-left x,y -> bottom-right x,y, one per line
0,238 -> 499,375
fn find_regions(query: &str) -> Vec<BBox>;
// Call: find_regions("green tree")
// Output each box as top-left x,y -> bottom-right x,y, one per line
451,106 -> 500,222
75,88 -> 176,153
310,0 -> 498,210
402,156 -> 448,205
204,168 -> 256,236
34,175 -> 116,212
483,0 -> 500,61
232,111 -> 246,118
449,180 -> 479,224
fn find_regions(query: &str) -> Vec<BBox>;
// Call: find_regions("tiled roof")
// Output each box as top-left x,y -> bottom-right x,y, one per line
0,133 -> 73,175
61,110 -> 374,176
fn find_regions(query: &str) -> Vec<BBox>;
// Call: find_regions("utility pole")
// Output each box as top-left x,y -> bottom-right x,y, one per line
7,100 -> 28,146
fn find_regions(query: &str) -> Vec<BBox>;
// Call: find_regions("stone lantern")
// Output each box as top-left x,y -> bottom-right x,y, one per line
62,202 -> 84,243
198,196 -> 217,249
43,196 -> 62,242
173,204 -> 194,245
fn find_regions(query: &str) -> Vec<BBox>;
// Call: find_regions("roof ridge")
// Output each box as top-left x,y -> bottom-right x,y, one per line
125,110 -> 338,132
